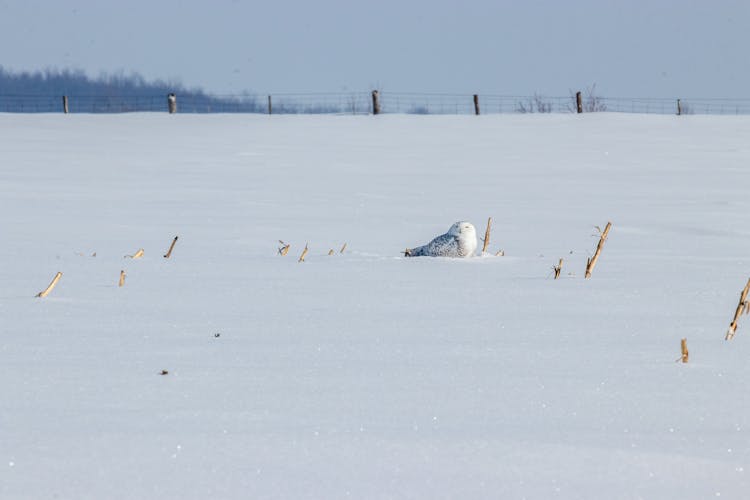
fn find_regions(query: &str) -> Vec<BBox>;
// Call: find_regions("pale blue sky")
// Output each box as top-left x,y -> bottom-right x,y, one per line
0,0 -> 748,97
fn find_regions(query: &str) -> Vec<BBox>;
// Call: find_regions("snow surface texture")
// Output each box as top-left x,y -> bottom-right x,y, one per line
406,221 -> 477,257
1,113 -> 750,499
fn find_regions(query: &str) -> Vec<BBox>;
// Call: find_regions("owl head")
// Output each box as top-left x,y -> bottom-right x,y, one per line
448,221 -> 476,237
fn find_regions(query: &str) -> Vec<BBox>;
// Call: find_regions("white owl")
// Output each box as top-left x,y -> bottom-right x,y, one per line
405,221 -> 478,258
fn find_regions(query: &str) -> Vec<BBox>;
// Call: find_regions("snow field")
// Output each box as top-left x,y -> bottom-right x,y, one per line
1,113 -> 749,499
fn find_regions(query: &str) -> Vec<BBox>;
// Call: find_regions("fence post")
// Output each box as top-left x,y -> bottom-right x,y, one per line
576,91 -> 583,113
62,95 -> 69,114
167,93 -> 177,114
268,95 -> 272,115
372,90 -> 381,115
473,94 -> 480,115
676,99 -> 682,116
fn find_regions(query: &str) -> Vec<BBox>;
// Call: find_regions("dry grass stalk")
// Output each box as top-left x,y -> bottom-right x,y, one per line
118,270 -> 126,287
298,243 -> 309,263
163,236 -> 178,258
726,277 -> 750,340
36,272 -> 62,298
278,240 -> 290,256
676,338 -> 689,363
125,248 -> 144,259
482,217 -> 492,254
585,222 -> 612,279
553,258 -> 563,279
328,249 -> 335,255
340,243 -> 347,254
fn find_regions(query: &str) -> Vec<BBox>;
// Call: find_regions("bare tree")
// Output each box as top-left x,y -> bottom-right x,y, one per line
584,84 -> 607,112
534,93 -> 553,113
678,101 -> 693,115
516,93 -> 553,113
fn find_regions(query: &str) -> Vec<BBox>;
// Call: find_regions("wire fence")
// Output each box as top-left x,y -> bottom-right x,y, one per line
2,91 -> 750,115
380,93 -> 577,114
598,97 -> 750,115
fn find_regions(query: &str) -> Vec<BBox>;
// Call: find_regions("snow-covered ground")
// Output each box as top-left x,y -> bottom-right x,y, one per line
1,112 -> 749,499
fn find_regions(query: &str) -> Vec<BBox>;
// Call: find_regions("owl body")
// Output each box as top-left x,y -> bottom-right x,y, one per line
407,221 -> 477,258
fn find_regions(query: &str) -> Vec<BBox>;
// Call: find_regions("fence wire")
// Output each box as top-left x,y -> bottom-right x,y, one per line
598,97 -> 750,115
1,92 -> 750,115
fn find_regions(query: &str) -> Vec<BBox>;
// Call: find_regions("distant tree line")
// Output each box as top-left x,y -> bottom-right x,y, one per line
0,66 -> 263,112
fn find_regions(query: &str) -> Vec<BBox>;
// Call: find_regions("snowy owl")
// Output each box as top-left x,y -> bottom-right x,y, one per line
405,221 -> 478,258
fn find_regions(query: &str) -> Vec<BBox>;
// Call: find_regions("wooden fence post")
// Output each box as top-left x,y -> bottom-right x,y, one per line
677,99 -> 682,116
268,95 -> 272,115
167,93 -> 177,114
576,91 -> 583,113
62,95 -> 69,114
473,94 -> 480,115
372,90 -> 381,115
